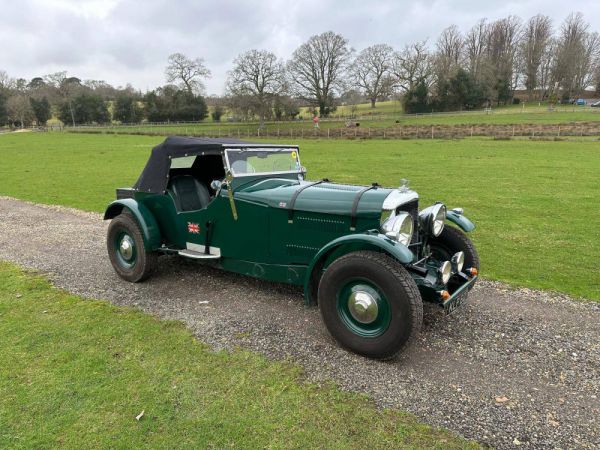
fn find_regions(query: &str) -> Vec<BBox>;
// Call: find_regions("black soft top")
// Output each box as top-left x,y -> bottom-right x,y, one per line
133,136 -> 253,193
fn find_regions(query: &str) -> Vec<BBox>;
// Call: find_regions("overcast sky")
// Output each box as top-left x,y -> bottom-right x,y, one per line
1,0 -> 599,95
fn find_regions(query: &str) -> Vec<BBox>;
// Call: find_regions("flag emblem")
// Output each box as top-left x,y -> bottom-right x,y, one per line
187,222 -> 200,234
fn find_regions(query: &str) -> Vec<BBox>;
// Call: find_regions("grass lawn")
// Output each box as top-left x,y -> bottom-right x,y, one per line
0,262 -> 475,449
0,132 -> 598,301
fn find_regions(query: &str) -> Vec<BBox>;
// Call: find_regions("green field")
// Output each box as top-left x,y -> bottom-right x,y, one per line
61,101 -> 600,138
0,262 -> 475,449
0,132 -> 598,301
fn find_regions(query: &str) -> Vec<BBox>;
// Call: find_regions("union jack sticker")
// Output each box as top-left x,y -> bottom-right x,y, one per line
187,222 -> 200,234
279,201 -> 287,208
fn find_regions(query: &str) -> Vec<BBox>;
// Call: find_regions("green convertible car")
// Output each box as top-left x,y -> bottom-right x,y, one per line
105,136 -> 479,359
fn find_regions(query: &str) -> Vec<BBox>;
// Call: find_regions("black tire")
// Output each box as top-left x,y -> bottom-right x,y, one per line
107,211 -> 157,282
318,251 -> 423,360
429,226 -> 480,289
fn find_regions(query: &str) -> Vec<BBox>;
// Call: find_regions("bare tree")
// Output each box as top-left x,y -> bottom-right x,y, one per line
465,19 -> 489,80
7,95 -> 34,128
351,44 -> 394,108
432,25 -> 464,96
485,16 -> 522,102
226,49 -> 286,127
0,70 -> 14,92
436,25 -> 464,72
44,72 -> 81,126
553,13 -> 600,98
520,15 -> 552,100
287,31 -> 352,116
392,41 -> 432,92
538,38 -> 557,100
165,53 -> 211,95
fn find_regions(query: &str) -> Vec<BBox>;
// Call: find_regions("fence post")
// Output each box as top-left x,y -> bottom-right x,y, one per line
301,128 -> 304,138
431,126 -> 434,139
471,126 -> 473,137
327,128 -> 330,139
558,126 -> 560,137
383,129 -> 386,139
512,126 -> 515,137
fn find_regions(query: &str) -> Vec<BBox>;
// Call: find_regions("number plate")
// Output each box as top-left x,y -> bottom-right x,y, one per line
445,289 -> 469,315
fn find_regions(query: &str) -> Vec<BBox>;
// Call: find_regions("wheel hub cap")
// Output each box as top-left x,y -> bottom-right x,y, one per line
119,236 -> 134,260
348,290 -> 378,324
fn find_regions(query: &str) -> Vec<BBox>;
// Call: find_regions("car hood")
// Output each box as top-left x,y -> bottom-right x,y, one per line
235,178 -> 418,216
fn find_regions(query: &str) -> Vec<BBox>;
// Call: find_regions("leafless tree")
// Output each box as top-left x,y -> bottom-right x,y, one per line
520,15 -> 552,100
432,25 -> 464,96
287,31 -> 352,116
538,39 -> 557,100
436,25 -> 464,72
392,41 -> 432,92
486,16 -> 521,89
0,70 -> 14,92
165,53 -> 211,95
7,94 -> 34,128
553,13 -> 600,97
226,49 -> 286,127
44,72 -> 82,126
465,19 -> 489,80
351,44 -> 395,108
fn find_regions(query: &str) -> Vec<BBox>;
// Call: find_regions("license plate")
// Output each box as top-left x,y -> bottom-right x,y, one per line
445,289 -> 468,315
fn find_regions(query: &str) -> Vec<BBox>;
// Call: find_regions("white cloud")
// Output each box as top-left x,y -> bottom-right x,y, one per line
1,0 -> 599,95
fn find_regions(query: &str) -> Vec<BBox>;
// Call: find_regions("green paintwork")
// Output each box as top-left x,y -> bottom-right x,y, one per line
104,198 -> 162,250
336,281 -> 391,338
446,210 -> 476,232
302,232 -> 414,304
104,143 -> 478,309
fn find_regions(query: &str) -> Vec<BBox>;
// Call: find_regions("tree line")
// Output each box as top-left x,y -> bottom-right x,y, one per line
1,12 -> 598,127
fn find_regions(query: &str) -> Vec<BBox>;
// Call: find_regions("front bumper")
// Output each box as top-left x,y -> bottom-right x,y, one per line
442,274 -> 478,313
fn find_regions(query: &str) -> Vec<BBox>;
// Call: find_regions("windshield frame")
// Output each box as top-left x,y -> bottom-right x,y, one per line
223,146 -> 302,178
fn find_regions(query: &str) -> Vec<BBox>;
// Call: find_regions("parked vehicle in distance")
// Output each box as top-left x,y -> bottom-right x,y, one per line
590,100 -> 600,107
104,137 -> 479,359
576,98 -> 587,106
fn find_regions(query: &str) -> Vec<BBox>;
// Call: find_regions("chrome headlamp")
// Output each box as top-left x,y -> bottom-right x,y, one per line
381,211 -> 413,246
419,203 -> 446,237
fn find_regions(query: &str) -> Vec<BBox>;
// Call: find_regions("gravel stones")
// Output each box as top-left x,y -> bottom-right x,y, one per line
0,197 -> 598,449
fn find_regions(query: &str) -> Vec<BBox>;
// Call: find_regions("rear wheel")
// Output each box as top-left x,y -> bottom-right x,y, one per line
318,251 -> 423,360
107,211 -> 157,282
429,226 -> 479,289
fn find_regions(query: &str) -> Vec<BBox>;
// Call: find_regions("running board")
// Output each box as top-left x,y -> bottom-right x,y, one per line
178,242 -> 221,260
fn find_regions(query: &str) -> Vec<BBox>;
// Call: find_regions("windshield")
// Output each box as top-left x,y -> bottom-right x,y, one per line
225,148 -> 301,176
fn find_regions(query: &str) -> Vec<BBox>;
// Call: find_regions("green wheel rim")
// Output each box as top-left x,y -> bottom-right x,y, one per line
336,280 -> 391,338
114,232 -> 137,269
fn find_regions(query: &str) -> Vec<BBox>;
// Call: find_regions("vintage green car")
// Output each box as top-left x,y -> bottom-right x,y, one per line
105,136 -> 479,359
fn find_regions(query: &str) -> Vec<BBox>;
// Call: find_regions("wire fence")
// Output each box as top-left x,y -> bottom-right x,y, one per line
58,122 -> 600,140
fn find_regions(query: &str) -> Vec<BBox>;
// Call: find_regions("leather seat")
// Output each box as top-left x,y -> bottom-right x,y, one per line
168,175 -> 211,212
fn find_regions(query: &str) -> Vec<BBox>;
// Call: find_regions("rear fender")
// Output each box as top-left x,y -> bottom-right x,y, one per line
104,199 -> 161,250
303,233 -> 414,306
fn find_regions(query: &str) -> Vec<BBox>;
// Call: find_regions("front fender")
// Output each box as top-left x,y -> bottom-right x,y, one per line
446,210 -> 475,232
303,232 -> 414,305
104,199 -> 161,250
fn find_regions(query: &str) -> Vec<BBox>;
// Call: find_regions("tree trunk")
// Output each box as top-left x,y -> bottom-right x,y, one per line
371,98 -> 376,108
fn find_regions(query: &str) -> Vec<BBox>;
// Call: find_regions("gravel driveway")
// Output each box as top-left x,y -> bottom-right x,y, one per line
0,197 -> 598,449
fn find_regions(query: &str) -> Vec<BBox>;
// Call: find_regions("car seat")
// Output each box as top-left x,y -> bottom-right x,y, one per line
168,175 -> 211,212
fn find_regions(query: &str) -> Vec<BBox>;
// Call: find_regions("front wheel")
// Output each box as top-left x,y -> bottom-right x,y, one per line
318,251 -> 423,360
107,211 -> 157,282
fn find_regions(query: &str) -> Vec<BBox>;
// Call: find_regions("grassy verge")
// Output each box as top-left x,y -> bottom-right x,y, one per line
0,262 -> 476,449
0,132 -> 598,300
